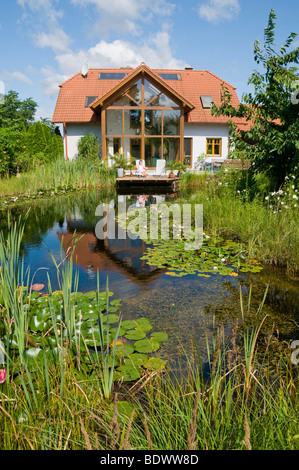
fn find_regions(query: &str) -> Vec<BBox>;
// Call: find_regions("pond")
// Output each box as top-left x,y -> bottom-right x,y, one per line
1,189 -> 298,372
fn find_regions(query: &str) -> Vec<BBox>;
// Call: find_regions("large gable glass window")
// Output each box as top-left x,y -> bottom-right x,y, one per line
104,77 -> 183,167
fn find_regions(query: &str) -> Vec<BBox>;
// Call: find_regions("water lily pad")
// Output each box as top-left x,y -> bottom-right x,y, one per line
125,329 -> 146,341
116,364 -> 142,382
102,314 -> 119,324
115,343 -> 135,357
124,353 -> 149,367
121,320 -> 138,330
134,338 -> 161,353
150,332 -> 168,342
143,357 -> 167,371
134,318 -> 153,332
24,347 -> 43,362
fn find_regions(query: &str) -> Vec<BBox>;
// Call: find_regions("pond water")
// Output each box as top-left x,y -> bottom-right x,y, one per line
1,189 -> 298,371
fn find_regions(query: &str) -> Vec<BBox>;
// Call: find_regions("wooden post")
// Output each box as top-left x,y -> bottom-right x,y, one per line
180,111 -> 184,163
101,108 -> 106,161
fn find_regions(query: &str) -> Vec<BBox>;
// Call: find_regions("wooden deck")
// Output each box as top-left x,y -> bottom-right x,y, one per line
117,175 -> 180,188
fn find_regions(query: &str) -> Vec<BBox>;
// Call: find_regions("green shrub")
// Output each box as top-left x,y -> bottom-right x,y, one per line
77,133 -> 100,162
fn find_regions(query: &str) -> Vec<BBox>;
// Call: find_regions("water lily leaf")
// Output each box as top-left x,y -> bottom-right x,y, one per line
84,291 -> 97,299
134,338 -> 161,353
116,364 -> 142,382
115,400 -> 136,419
24,347 -> 43,362
125,329 -> 146,341
143,357 -> 167,371
110,326 -> 127,337
29,316 -> 48,332
134,318 -> 153,332
115,343 -> 135,357
124,353 -> 149,367
150,332 -> 168,342
102,314 -> 119,324
121,320 -> 138,330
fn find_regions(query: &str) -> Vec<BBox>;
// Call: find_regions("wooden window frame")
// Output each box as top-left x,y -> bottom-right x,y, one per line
206,138 -> 222,157
102,76 -> 184,167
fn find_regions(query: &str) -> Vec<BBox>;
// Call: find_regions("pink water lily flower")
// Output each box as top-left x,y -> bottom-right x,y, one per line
0,369 -> 7,384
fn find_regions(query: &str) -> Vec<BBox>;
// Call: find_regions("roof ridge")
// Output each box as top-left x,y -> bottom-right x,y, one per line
59,72 -> 82,88
204,70 -> 236,90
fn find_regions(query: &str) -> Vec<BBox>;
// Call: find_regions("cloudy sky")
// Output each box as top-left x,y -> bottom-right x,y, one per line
1,0 -> 298,120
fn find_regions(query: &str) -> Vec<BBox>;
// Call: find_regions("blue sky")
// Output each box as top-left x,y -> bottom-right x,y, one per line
1,0 -> 298,121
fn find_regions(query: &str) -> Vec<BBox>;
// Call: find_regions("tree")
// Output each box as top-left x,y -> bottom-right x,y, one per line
212,9 -> 299,189
0,90 -> 37,129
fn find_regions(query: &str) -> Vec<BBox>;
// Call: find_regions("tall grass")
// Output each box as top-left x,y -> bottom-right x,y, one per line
0,159 -> 116,198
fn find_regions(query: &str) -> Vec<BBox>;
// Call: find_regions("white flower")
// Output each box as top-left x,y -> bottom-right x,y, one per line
265,196 -> 269,200
293,195 -> 298,199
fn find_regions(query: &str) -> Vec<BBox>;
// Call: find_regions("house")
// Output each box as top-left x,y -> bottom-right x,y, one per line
52,63 -> 249,169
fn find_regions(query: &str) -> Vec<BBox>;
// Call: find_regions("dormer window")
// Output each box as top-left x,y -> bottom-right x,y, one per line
85,96 -> 98,107
200,95 -> 213,109
98,72 -> 128,80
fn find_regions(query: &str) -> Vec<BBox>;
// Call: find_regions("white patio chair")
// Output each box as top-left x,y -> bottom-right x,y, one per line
155,159 -> 166,176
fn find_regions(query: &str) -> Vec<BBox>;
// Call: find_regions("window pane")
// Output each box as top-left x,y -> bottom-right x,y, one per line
163,109 -> 180,135
124,109 -> 141,135
164,138 -> 179,164
148,93 -> 178,107
126,80 -> 142,104
130,138 -> 141,163
112,95 -> 137,106
158,73 -> 182,81
144,79 -> 161,104
144,110 -> 162,135
144,138 -> 161,167
214,142 -> 221,155
106,109 -> 122,135
106,137 -> 121,158
99,72 -> 127,79
184,138 -> 192,165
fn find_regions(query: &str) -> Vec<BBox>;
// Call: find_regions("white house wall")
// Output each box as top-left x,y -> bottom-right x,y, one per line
65,123 -> 102,161
184,123 -> 230,166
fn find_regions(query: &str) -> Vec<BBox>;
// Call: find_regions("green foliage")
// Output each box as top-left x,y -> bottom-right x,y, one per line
0,91 -> 64,175
212,9 -> 299,189
77,133 -> 100,162
0,90 -> 37,130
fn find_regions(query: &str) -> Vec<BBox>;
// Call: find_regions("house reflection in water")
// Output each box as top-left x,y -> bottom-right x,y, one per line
57,195 -> 165,287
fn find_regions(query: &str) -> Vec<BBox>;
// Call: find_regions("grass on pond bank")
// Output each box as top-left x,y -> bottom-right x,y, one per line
179,171 -> 299,275
0,159 -> 116,200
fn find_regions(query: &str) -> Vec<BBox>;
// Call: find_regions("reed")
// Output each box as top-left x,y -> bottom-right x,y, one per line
0,159 -> 116,199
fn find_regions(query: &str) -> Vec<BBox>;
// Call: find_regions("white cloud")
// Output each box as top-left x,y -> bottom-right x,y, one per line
18,0 -> 72,53
2,70 -> 33,85
70,0 -> 175,35
55,31 -> 187,77
40,67 -> 68,98
36,28 -> 72,53
198,0 -> 240,24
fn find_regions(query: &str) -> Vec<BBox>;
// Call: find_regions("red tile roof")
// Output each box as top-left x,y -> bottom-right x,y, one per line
52,64 -> 250,129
